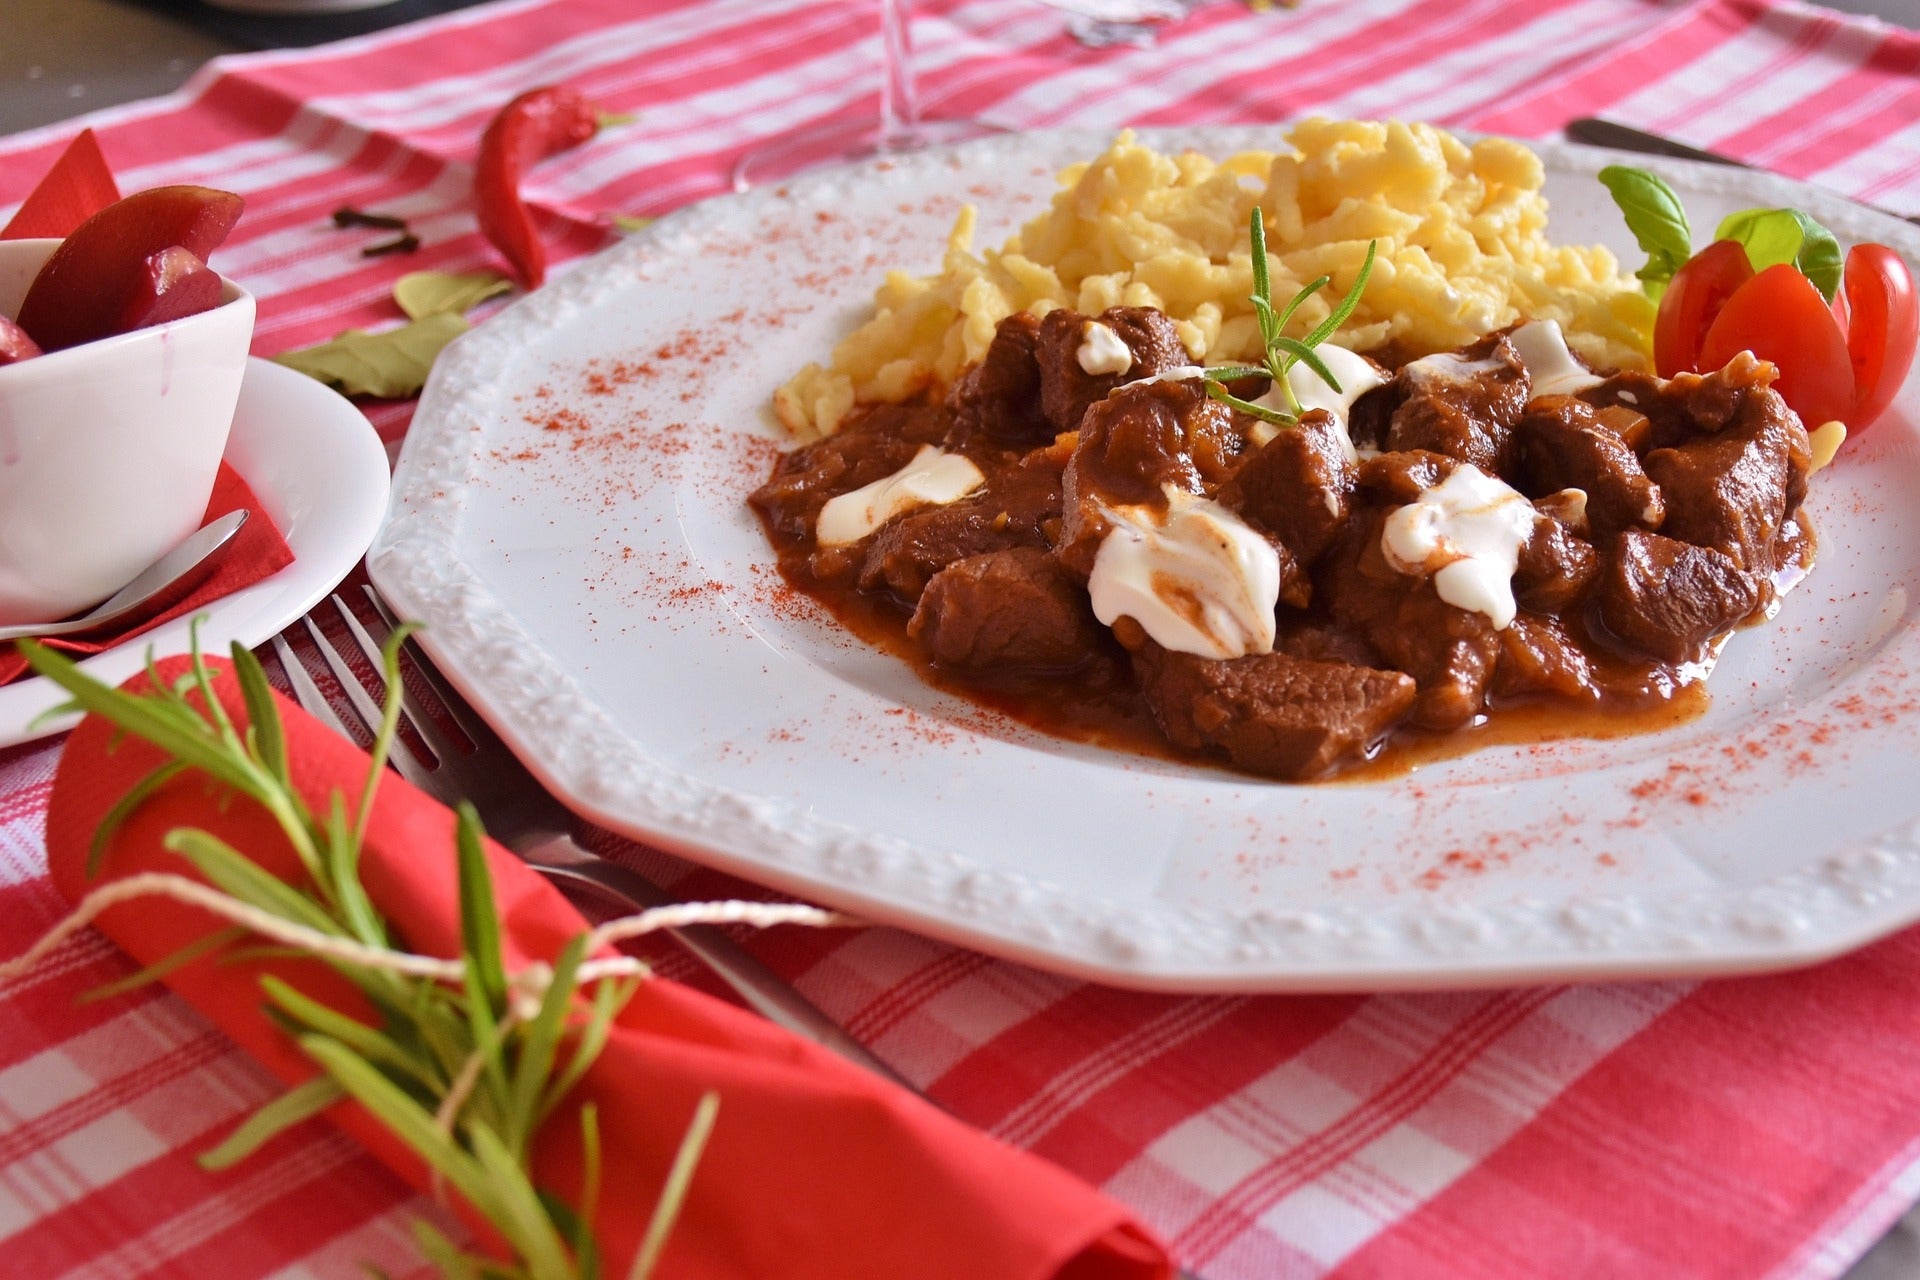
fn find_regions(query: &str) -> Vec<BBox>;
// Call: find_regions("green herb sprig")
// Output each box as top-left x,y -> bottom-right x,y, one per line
17,631 -> 715,1280
1202,208 -> 1376,428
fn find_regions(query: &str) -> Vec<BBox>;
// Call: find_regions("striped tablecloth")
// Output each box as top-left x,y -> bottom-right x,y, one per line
5,0 -> 1920,1276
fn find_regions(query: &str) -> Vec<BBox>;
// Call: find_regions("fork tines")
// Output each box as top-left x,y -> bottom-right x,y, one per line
271,592 -> 465,786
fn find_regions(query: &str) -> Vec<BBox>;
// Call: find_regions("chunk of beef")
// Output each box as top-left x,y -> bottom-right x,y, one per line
1492,614 -> 1599,703
947,312 -> 1049,444
1274,618 -> 1384,670
1217,410 -> 1356,568
1035,306 -> 1191,434
749,404 -> 950,542
1346,384 -> 1396,453
1513,512 -> 1600,615
1592,350 -> 1780,452
1319,512 -> 1502,731
1354,449 -> 1460,508
859,465 -> 1061,601
1382,330 -> 1530,470
1058,376 -> 1249,576
1595,531 -> 1763,663
1639,360 -> 1811,574
1130,640 -> 1416,780
908,549 -> 1102,672
1532,487 -> 1591,537
1580,371 -> 1666,447
1515,396 -> 1665,540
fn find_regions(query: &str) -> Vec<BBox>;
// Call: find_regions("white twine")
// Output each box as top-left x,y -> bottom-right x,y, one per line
2,869 -> 863,1219
0,873 -> 858,1004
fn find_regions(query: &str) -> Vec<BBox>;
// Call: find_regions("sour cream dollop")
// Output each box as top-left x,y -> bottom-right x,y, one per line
1250,344 -> 1385,460
815,446 -> 985,547
1380,464 -> 1536,630
1509,319 -> 1602,398
1077,321 -> 1134,376
1088,488 -> 1281,660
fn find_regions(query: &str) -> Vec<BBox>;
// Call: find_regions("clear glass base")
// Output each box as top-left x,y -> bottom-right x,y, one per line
731,117 -> 1007,192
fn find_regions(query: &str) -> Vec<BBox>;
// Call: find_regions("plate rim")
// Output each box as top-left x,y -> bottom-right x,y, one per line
370,126 -> 1920,992
0,357 -> 391,747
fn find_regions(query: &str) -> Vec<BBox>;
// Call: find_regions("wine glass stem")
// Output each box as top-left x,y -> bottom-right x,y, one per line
879,0 -> 919,149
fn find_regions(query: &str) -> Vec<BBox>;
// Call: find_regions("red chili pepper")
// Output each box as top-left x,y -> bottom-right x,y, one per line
475,86 -> 602,289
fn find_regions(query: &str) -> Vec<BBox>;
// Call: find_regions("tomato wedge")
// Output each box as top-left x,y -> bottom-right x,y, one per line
1697,263 -> 1856,428
1655,239 -> 1752,378
1841,243 -> 1918,429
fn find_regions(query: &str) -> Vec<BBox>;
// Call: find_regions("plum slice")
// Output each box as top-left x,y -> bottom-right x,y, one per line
0,316 -> 42,366
15,185 -> 244,352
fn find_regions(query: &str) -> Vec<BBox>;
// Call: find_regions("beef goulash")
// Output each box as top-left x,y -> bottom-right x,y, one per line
753,307 -> 1817,781
754,122 -> 1838,781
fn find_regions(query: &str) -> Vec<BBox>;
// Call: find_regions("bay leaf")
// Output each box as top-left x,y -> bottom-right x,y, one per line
273,312 -> 469,399
393,269 -> 513,321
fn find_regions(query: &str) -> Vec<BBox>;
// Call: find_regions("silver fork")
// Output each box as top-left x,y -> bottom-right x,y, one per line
270,589 -> 910,1089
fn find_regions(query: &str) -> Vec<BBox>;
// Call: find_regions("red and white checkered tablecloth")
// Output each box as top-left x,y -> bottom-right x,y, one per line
5,0 -> 1920,1275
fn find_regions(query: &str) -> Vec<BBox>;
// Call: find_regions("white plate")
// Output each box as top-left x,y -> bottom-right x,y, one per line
1,358 -> 391,745
371,128 -> 1920,992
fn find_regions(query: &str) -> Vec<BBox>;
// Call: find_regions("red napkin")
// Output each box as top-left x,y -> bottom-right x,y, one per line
0,465 -> 295,687
0,129 -> 119,240
45,660 -> 1170,1280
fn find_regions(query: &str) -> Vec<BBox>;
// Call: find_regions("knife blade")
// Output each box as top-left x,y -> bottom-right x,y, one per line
1564,117 -> 1920,227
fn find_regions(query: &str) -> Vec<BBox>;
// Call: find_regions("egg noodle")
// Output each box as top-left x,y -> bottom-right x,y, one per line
776,120 -> 1655,439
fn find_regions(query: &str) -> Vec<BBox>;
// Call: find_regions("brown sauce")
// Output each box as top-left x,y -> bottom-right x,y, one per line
769,543 -> 1714,782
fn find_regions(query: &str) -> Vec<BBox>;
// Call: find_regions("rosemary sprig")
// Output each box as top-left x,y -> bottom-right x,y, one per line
1204,208 -> 1376,428
18,630 -> 714,1280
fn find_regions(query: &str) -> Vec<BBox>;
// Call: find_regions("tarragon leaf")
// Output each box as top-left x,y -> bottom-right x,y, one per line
1272,274 -> 1330,337
273,312 -> 468,399
198,1076 -> 345,1171
1204,380 -> 1293,425
455,803 -> 508,1013
1300,240 -> 1377,350
630,1093 -> 720,1280
1272,336 -> 1340,393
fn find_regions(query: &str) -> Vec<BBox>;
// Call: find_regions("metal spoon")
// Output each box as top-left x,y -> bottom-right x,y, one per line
0,509 -> 250,643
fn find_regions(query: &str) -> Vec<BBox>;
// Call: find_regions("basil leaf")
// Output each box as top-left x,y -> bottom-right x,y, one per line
273,312 -> 469,399
1597,165 -> 1693,300
1789,210 -> 1843,302
1714,207 -> 1801,271
1712,207 -> 1843,303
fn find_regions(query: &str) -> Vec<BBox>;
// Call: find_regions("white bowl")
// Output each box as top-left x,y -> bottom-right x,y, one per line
0,238 -> 255,626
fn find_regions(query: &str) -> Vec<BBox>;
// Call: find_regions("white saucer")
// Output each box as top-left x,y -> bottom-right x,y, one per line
0,358 -> 391,746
